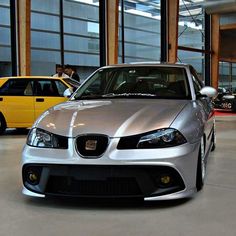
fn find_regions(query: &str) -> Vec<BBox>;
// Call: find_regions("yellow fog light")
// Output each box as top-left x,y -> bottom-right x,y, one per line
29,173 -> 38,182
160,175 -> 171,185
27,171 -> 40,185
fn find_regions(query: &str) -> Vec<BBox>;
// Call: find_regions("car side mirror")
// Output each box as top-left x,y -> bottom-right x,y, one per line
199,86 -> 217,98
63,88 -> 73,98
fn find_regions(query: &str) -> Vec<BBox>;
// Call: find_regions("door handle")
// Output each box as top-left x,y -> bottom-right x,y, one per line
0,98 -> 3,101
36,98 -> 44,102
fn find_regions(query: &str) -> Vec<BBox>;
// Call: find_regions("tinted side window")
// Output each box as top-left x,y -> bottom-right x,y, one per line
33,80 -> 60,96
55,80 -> 68,96
0,79 -> 33,96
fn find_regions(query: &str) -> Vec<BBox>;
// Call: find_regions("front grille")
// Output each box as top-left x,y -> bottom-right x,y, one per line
76,134 -> 109,157
46,177 -> 142,196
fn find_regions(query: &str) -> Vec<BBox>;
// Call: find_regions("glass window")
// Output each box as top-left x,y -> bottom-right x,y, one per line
31,0 -> 100,79
119,0 -> 161,62
55,80 -> 68,96
178,50 -> 204,74
63,0 -> 99,21
74,66 -> 191,100
31,13 -> 60,31
0,0 -> 10,6
0,6 -> 10,25
219,62 -> 236,93
0,1 -> 12,76
0,27 -> 11,45
0,79 -> 32,96
64,35 -> 99,52
178,0 -> 205,50
31,0 -> 60,14
34,80 -> 60,97
63,0 -> 100,81
220,13 -> 236,25
177,0 -> 205,79
31,31 -> 60,50
31,1 -> 61,76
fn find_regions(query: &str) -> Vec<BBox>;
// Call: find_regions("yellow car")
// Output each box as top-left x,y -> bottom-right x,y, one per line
0,76 -> 79,134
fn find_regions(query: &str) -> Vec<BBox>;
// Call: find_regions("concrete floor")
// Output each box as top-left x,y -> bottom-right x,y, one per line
0,117 -> 236,236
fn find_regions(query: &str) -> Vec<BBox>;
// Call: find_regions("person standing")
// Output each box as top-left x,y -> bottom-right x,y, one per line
65,65 -> 80,82
53,65 -> 69,78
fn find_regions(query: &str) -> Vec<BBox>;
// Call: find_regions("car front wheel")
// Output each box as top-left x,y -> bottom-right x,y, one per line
0,114 -> 6,135
211,121 -> 216,151
196,137 -> 205,191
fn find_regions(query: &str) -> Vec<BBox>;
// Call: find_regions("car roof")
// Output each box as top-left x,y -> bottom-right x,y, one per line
99,62 -> 190,70
0,76 -> 63,80
0,76 -> 72,88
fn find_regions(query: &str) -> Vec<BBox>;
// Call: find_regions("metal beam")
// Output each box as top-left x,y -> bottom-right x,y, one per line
99,0 -> 106,66
204,12 -> 211,86
59,0 -> 64,66
10,0 -> 17,75
17,0 -> 31,75
167,0 -> 179,63
160,0 -> 167,62
106,0 -> 119,65
211,14 -> 220,89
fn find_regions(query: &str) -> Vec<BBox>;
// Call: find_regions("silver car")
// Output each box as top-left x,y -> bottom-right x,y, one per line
22,63 -> 217,201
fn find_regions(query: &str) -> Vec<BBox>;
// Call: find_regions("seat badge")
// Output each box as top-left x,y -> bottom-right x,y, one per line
85,140 -> 97,151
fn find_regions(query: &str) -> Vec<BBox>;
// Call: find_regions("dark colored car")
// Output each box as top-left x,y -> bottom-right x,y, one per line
213,87 -> 236,111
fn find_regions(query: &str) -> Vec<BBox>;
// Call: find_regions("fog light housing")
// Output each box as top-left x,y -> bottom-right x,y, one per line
159,174 -> 173,187
29,172 -> 38,183
24,166 -> 42,185
161,175 -> 171,184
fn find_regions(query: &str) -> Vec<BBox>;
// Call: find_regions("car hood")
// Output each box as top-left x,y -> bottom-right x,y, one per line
35,99 -> 188,137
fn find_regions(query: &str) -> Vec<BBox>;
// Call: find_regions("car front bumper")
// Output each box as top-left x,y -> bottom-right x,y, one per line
22,138 -> 200,201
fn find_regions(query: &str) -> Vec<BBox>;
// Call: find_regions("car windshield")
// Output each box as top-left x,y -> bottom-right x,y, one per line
73,66 -> 191,100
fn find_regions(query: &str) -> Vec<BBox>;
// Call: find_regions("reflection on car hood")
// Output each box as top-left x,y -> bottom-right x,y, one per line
36,99 -> 188,137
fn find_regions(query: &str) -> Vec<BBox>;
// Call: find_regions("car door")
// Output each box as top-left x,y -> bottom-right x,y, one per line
33,79 -> 68,120
0,79 -> 34,128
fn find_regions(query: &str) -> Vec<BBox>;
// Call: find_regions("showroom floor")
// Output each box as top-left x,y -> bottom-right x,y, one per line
0,117 -> 236,236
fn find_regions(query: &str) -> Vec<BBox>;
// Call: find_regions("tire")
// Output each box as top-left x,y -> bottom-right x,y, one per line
0,114 -> 6,135
196,137 -> 205,191
211,122 -> 216,151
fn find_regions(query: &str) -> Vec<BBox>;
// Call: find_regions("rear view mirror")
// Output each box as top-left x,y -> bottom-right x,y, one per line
199,86 -> 217,98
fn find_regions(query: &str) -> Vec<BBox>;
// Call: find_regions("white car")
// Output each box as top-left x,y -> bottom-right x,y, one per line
22,63 -> 217,201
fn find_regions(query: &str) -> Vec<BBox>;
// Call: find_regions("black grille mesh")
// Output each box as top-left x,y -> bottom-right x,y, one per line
46,176 -> 142,196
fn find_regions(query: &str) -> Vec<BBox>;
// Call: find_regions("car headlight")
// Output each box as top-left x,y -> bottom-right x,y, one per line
27,128 -> 68,149
117,128 -> 187,149
137,128 -> 187,148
